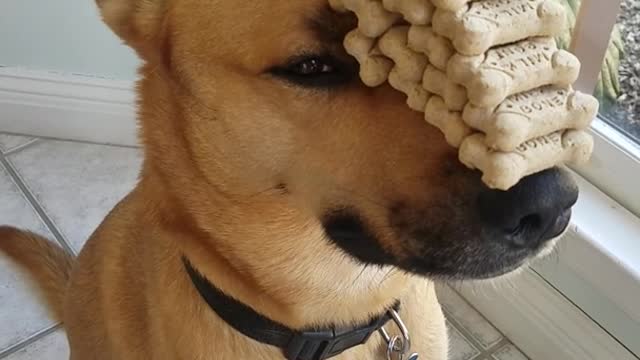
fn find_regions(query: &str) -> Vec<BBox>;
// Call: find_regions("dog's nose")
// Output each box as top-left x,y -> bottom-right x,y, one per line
477,168 -> 579,249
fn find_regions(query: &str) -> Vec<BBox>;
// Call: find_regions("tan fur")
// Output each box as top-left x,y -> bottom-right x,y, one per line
0,1 -> 460,359
0,227 -> 74,322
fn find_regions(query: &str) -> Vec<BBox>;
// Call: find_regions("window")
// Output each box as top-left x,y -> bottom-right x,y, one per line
568,0 -> 640,217
596,0 -> 640,145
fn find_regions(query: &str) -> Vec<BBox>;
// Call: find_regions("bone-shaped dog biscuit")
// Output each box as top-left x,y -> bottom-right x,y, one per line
424,96 -> 473,147
431,0 -> 472,11
459,130 -> 594,190
378,26 -> 428,82
382,0 -> 435,25
463,86 -> 598,152
407,26 -> 454,71
432,0 -> 567,56
422,65 -> 468,111
388,68 -> 432,111
344,29 -> 394,86
330,0 -> 400,38
332,0 -> 597,190
448,37 -> 580,108
328,0 -> 349,11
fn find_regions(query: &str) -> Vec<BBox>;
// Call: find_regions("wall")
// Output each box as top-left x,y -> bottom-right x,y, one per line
0,0 -> 140,80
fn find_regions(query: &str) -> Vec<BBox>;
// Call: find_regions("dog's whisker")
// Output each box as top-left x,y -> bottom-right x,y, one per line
350,265 -> 370,289
377,268 -> 399,289
550,245 -> 562,265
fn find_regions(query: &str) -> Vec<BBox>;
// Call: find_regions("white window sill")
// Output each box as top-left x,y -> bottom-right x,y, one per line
533,169 -> 640,356
564,168 -> 640,296
574,119 -> 640,218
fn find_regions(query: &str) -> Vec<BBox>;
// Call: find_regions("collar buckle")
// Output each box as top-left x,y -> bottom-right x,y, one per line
284,313 -> 392,360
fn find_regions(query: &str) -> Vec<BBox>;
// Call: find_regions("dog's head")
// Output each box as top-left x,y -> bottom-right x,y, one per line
97,0 -> 577,321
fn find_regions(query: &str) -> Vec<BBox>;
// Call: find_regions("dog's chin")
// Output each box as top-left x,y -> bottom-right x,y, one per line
475,233 -> 566,283
466,217 -> 571,280
322,209 -> 571,281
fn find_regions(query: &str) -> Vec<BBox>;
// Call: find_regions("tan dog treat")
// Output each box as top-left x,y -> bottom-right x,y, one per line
432,0 -> 566,55
431,0 -> 471,11
463,86 -> 598,151
382,0 -> 435,25
425,96 -> 473,147
459,130 -> 594,190
329,0 -> 400,37
422,64 -> 468,111
344,29 -> 394,86
378,26 -> 428,82
407,25 -> 454,70
448,37 -> 580,108
388,67 -> 432,111
329,0 -> 349,11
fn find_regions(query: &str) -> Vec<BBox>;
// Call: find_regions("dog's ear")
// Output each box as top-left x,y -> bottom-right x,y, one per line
96,0 -> 167,61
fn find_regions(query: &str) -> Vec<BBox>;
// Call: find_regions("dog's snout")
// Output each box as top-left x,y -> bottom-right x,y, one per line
477,168 -> 579,249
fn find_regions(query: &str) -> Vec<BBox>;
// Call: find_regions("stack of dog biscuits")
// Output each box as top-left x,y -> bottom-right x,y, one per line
330,0 -> 599,190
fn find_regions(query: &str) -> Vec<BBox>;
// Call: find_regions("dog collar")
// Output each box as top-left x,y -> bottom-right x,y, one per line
183,258 -> 414,360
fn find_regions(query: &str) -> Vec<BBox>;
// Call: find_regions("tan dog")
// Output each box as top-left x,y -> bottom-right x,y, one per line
0,1 -> 580,359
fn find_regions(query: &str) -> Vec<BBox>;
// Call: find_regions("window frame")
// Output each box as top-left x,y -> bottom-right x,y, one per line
569,0 -> 640,217
575,119 -> 640,216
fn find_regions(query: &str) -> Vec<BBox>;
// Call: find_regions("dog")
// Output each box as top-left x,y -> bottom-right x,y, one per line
0,1 -> 579,359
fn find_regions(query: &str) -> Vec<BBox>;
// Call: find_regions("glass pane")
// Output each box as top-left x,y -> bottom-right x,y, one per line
575,0 -> 640,144
597,0 -> 640,144
558,0 -> 640,145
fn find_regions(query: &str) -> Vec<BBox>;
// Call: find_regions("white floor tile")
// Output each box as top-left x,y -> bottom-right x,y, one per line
492,344 -> 529,360
447,321 -> 481,360
437,284 -> 503,349
0,134 -> 34,153
0,165 -> 57,352
8,140 -> 142,251
5,331 -> 69,360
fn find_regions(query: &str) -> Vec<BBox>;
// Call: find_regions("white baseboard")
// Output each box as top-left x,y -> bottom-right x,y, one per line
456,268 -> 637,360
0,67 -> 138,147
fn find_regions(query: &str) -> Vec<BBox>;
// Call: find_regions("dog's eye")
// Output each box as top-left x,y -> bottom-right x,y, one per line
271,55 -> 355,88
291,59 -> 334,76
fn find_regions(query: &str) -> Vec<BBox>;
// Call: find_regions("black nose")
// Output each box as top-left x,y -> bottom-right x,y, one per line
477,168 -> 579,249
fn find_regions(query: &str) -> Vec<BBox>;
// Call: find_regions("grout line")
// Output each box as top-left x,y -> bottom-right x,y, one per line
443,308 -> 486,359
470,353 -> 489,360
482,338 -> 515,360
447,286 -> 532,359
2,132 -> 139,150
449,285 -> 512,343
37,137 -> 140,150
443,306 -> 500,353
0,324 -> 61,359
442,287 -> 530,360
0,132 -> 139,150
466,338 -> 513,360
3,138 -> 40,156
0,154 -> 76,255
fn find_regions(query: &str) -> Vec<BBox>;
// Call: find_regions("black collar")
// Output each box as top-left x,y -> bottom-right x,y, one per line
183,258 -> 396,360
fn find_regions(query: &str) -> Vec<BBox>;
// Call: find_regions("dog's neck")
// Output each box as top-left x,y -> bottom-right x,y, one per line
183,258 -> 402,360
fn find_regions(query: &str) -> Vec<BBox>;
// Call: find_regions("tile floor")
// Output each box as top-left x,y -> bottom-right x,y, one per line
0,133 -> 530,360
